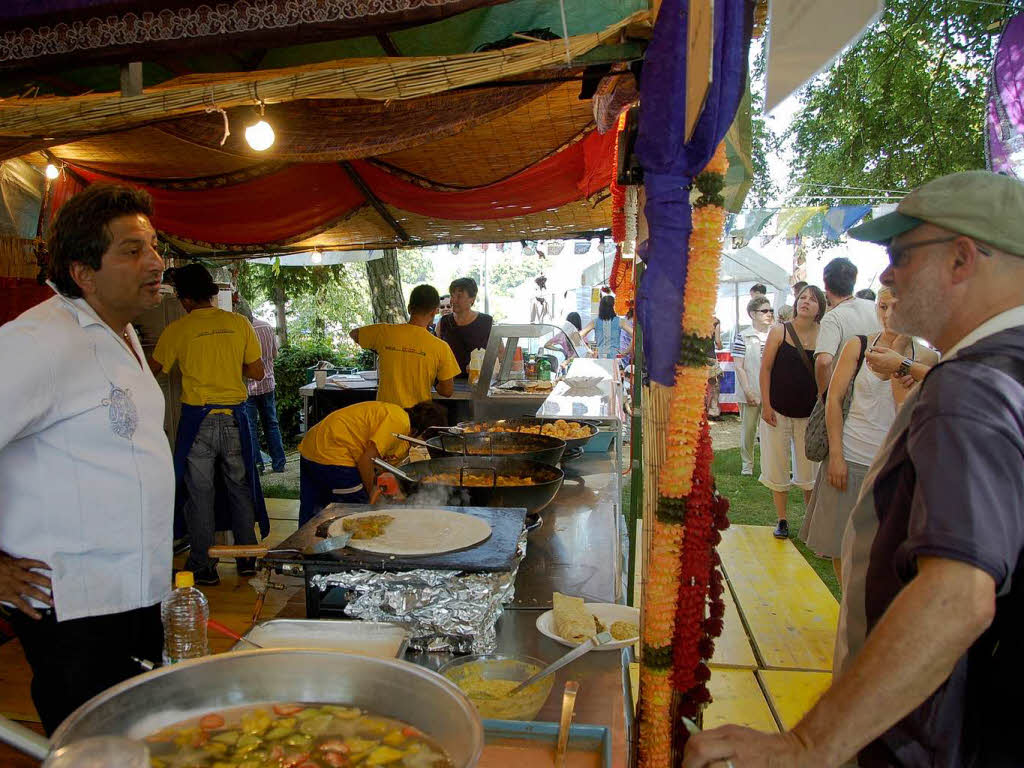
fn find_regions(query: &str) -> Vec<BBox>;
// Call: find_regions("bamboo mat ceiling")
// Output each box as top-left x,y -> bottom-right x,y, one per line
9,12 -> 648,252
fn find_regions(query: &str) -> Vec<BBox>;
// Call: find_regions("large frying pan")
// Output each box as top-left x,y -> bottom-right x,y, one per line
424,431 -> 565,466
455,417 -> 598,452
374,456 -> 564,514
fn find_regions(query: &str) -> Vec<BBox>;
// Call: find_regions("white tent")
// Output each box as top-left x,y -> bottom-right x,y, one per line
718,246 -> 792,332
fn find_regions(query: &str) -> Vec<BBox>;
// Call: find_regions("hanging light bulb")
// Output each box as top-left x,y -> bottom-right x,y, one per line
244,101 -> 275,151
310,251 -> 323,264
45,163 -> 60,180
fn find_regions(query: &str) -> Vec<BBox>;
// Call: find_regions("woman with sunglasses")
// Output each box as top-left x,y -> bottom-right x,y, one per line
759,285 -> 825,539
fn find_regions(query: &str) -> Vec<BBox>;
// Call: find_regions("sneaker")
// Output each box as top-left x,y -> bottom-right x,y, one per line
237,558 -> 257,577
773,519 -> 789,539
193,566 -> 220,586
741,467 -> 753,476
271,465 -> 287,473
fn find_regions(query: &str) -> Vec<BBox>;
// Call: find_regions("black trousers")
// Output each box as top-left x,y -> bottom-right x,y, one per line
10,603 -> 163,735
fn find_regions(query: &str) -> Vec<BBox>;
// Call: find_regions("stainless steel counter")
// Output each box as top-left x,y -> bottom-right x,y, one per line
417,446 -> 630,765
511,453 -> 626,609
406,609 -> 633,768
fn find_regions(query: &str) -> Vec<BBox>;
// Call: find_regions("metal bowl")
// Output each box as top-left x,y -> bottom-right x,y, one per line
440,654 -> 553,721
51,649 -> 484,767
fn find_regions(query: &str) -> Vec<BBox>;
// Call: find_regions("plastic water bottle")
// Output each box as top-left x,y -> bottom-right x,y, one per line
161,571 -> 209,665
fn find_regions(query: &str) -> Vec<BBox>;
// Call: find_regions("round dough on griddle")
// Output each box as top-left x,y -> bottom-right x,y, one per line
328,508 -> 492,556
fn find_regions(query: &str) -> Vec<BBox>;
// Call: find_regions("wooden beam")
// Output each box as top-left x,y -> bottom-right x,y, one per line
339,161 -> 411,243
685,0 -> 714,142
375,33 -> 402,57
120,61 -> 143,97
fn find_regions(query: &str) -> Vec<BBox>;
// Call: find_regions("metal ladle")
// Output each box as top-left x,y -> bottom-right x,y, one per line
506,632 -> 612,696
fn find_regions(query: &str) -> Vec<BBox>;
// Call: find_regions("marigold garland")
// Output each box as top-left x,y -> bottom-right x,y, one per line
638,141 -> 731,768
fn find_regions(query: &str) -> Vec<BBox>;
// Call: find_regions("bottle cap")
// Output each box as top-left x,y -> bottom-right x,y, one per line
174,571 -> 195,589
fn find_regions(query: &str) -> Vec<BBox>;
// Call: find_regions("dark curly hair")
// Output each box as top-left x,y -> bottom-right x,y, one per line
48,184 -> 154,298
170,263 -> 219,303
406,401 -> 449,436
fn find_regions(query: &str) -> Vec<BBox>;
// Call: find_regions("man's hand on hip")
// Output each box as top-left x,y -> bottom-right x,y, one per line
0,551 -> 52,619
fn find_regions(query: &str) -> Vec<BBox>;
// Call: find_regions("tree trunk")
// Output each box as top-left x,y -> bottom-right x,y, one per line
273,280 -> 288,346
366,248 -> 407,324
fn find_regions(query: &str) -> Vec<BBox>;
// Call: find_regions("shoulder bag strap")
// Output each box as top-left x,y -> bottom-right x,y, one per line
855,335 -> 868,374
786,322 -> 817,382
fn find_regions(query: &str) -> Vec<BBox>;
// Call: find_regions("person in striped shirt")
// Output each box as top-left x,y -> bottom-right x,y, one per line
239,304 -> 286,473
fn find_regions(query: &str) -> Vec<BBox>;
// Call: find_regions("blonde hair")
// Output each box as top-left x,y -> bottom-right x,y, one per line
876,286 -> 894,303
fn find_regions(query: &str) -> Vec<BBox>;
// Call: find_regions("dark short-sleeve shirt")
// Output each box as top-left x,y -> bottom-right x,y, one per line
837,325 -> 1024,768
438,312 -> 493,377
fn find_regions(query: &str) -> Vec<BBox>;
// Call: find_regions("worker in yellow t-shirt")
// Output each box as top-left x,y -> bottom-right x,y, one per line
151,263 -> 266,586
297,400 -> 449,524
350,284 -> 461,408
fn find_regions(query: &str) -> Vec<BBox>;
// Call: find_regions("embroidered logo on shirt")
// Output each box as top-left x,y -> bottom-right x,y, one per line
102,385 -> 138,439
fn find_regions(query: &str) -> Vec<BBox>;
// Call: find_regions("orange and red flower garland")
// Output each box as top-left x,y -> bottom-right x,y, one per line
638,142 -> 731,767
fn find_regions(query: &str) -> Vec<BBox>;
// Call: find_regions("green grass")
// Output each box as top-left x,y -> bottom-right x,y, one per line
261,481 -> 299,499
713,447 -> 840,600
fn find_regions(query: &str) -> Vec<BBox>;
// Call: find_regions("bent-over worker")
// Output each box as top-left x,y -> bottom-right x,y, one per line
0,184 -> 172,734
151,263 -> 269,586
297,400 -> 449,525
351,284 -> 460,407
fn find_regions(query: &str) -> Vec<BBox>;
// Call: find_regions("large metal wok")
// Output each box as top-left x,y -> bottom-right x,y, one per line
378,456 -> 564,514
425,431 -> 566,466
47,650 -> 483,766
455,417 -> 598,452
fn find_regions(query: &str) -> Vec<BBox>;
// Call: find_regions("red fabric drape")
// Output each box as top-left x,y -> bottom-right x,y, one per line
70,164 -> 366,245
352,129 -> 617,220
61,128 -> 616,245
0,277 -> 53,325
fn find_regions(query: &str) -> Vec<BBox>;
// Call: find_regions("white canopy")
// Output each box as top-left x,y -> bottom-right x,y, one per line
247,249 -> 383,267
718,246 -> 792,332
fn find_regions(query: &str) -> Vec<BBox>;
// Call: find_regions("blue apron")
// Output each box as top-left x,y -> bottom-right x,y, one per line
172,403 -> 269,540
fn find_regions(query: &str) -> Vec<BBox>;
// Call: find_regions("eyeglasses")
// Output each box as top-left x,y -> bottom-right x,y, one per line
887,235 -> 992,268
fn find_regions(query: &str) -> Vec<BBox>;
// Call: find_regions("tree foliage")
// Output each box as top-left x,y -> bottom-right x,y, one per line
787,1 -> 1002,203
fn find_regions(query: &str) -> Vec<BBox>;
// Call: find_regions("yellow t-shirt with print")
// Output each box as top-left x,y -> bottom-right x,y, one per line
298,401 -> 411,467
153,306 -> 261,408
358,323 -> 461,408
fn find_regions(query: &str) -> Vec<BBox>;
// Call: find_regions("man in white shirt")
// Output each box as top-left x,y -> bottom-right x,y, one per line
0,184 -> 173,733
814,257 -> 880,393
730,295 -> 774,475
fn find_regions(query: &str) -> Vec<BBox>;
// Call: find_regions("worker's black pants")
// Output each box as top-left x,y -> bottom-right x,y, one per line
9,603 -> 162,735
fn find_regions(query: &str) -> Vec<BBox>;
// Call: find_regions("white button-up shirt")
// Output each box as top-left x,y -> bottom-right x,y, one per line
0,290 -> 174,621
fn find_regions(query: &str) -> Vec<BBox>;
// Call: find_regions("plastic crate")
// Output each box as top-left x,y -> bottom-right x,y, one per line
584,428 -> 616,453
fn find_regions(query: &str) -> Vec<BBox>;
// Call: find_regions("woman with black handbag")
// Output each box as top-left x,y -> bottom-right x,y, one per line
800,287 -> 937,586
759,285 -> 825,539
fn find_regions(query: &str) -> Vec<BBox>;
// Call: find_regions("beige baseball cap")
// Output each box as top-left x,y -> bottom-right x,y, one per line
849,170 -> 1024,256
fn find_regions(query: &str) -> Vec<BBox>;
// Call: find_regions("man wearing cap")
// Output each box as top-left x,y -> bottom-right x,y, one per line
683,170 -> 1024,768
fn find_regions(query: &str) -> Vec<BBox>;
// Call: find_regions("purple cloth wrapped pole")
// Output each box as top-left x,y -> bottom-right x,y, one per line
634,0 -> 751,386
987,13 -> 1024,178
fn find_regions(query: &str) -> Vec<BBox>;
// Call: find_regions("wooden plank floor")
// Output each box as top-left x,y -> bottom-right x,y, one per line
632,521 -> 755,670
757,669 -> 832,731
704,668 -> 778,732
719,525 -> 838,672
710,585 -> 757,669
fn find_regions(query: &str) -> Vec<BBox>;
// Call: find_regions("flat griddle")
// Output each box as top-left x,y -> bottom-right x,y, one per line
270,503 -> 527,574
271,503 -> 527,618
